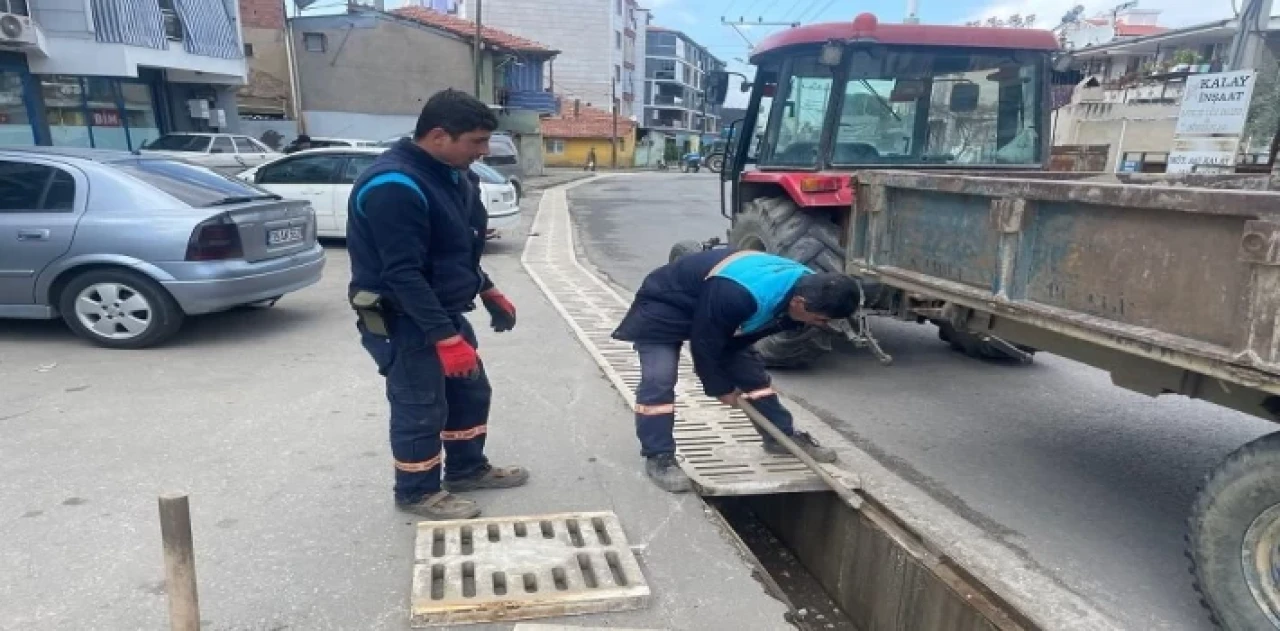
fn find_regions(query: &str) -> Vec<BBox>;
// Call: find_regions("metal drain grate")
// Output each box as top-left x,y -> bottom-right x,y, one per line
522,185 -> 849,495
411,511 -> 651,626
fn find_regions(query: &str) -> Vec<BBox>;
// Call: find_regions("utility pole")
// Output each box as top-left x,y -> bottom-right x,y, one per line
611,79 -> 619,169
473,0 -> 484,99
1228,0 -> 1274,71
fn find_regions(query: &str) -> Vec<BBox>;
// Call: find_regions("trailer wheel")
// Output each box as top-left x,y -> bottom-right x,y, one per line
1189,431 -> 1280,630
729,196 -> 843,368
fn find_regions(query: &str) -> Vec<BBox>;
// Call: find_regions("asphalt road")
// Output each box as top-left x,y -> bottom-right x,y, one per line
568,172 -> 1280,630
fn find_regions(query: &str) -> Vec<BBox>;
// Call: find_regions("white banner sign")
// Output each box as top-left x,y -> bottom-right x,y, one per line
1166,137 -> 1241,174
1174,70 -> 1257,136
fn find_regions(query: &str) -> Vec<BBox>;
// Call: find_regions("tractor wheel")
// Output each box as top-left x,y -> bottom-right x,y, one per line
728,196 -> 844,368
1189,431 -> 1280,630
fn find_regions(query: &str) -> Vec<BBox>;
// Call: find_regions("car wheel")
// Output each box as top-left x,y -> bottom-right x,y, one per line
58,268 -> 185,349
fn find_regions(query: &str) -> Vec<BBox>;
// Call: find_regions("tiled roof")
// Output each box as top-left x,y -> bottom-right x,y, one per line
541,101 -> 634,139
391,7 -> 558,54
1115,24 -> 1167,36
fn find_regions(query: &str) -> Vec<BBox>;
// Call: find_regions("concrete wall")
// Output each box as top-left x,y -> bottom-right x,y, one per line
481,0 -> 615,112
497,109 -> 545,176
1053,101 -> 1178,171
544,133 -> 635,168
291,13 -> 488,117
238,27 -> 291,115
301,110 -> 417,142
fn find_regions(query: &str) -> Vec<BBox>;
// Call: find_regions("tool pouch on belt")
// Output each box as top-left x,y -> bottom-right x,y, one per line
349,290 -> 390,337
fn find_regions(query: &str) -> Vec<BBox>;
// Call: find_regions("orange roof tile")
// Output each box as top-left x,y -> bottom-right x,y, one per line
391,6 -> 558,54
541,100 -> 634,139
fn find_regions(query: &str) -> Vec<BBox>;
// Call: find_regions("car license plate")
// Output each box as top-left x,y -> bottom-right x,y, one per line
267,226 -> 303,246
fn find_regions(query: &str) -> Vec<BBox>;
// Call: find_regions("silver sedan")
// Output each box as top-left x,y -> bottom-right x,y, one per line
0,147 -> 325,349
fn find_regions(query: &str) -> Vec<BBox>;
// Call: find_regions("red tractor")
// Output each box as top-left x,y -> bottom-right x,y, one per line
696,13 -> 1060,367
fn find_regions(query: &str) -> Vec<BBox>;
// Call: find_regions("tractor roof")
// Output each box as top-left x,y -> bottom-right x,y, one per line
750,13 -> 1060,62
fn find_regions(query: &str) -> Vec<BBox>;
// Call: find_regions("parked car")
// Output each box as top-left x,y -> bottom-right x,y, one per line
283,136 -> 380,153
140,132 -> 279,170
0,147 -> 324,349
379,131 -> 524,200
236,147 -> 521,239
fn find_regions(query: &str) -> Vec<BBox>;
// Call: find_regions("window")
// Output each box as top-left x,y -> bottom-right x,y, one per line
339,155 -> 378,183
760,56 -> 835,168
110,159 -> 274,207
244,43 -> 255,57
0,162 -> 75,212
256,154 -> 345,184
158,0 -> 183,41
470,161 -> 507,184
209,137 -> 234,154
0,0 -> 28,16
304,32 -> 326,53
145,134 -> 211,152
0,70 -> 33,146
830,48 -> 1043,166
545,139 -> 565,154
233,138 -> 261,154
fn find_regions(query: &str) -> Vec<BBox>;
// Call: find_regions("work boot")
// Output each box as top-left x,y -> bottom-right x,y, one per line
763,431 -> 838,464
397,491 -> 481,520
644,453 -> 693,493
443,465 -> 530,492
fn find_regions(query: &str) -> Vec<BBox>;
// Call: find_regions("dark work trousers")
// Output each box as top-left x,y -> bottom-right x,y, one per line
632,342 -> 795,458
360,313 -> 491,504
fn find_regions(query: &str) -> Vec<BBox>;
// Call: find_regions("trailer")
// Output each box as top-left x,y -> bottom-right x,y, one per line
695,11 -> 1280,628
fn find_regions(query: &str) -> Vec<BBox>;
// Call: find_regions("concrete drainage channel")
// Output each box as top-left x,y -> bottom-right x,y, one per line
521,181 -> 1041,631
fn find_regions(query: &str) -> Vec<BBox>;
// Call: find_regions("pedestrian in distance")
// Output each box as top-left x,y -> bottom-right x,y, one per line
346,89 -> 527,520
585,146 -> 597,171
612,248 -> 859,492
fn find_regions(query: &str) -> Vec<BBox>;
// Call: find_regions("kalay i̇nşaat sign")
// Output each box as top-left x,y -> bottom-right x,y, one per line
1167,70 -> 1257,174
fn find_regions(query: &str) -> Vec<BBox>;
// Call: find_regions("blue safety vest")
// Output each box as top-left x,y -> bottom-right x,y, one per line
711,252 -> 813,334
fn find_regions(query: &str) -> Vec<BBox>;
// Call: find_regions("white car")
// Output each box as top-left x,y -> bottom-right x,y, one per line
141,133 -> 279,170
236,148 -> 521,239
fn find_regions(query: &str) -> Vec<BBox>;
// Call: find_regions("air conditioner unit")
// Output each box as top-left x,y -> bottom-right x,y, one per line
0,12 -> 38,48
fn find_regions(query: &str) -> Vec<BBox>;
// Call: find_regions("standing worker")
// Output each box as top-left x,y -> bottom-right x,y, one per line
612,248 -> 860,492
347,89 -> 528,520
585,146 -> 597,171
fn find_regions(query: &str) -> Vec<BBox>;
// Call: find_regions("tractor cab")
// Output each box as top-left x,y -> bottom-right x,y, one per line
706,13 -> 1060,216
695,13 -> 1061,367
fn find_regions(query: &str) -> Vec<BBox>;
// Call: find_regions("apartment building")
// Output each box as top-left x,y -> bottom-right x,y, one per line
464,0 -> 643,119
1,0 -> 247,149
1055,12 -> 1274,172
642,25 -> 723,154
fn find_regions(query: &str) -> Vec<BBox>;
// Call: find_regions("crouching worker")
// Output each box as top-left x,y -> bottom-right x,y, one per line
612,248 -> 860,493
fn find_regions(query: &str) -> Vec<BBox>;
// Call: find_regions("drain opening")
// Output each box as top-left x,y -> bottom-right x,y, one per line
567,519 -> 586,547
431,528 -> 445,557
514,522 -> 528,537
577,552 -> 599,588
523,572 -> 538,593
605,550 -> 628,586
430,564 -> 446,600
462,561 -> 477,597
461,526 -> 474,555
492,571 -> 507,596
553,567 -> 569,591
591,517 -> 612,545
540,520 -> 555,538
487,523 -> 500,542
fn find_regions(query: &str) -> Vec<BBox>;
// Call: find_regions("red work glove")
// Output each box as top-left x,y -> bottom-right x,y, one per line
435,335 -> 479,378
480,288 -> 517,333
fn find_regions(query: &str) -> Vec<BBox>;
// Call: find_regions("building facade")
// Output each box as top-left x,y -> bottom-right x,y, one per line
540,100 -> 635,168
466,0 -> 643,119
1,0 -> 247,150
1054,14 -> 1275,172
287,7 -> 555,141
642,26 -> 723,155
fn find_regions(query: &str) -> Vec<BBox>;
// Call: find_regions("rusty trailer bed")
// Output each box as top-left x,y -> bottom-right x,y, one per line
847,170 -> 1280,418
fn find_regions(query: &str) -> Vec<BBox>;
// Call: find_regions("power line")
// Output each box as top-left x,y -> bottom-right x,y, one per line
781,0 -> 809,22
797,0 -> 839,23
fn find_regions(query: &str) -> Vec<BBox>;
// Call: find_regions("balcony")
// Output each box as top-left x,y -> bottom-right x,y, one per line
501,89 -> 558,114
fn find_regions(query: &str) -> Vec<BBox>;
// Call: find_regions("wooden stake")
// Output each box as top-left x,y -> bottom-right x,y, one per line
158,494 -> 200,631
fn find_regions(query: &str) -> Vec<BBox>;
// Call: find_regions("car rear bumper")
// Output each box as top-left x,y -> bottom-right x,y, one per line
160,244 -> 326,315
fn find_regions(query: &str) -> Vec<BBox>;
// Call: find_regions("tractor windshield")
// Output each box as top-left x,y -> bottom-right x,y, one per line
757,46 -> 1046,169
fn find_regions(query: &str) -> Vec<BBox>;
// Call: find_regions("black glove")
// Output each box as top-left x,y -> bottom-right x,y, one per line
480,289 -> 516,332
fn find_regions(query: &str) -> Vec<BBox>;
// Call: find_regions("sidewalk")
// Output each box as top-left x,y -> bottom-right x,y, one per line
525,169 -> 596,192
0,182 -> 790,630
